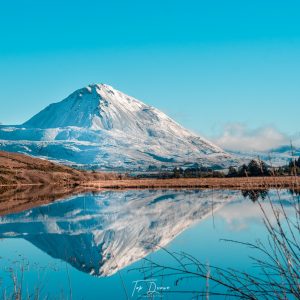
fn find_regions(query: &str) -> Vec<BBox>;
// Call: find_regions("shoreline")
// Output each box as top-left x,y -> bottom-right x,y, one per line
83,176 -> 300,190
1,176 -> 299,190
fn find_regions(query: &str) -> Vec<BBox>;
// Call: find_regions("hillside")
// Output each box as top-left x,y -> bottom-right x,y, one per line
0,151 -> 115,186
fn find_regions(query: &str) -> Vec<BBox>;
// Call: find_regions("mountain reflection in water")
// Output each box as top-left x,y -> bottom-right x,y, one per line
0,189 -> 239,277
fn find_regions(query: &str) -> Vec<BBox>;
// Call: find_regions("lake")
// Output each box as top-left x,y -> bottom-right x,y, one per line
0,189 -> 296,299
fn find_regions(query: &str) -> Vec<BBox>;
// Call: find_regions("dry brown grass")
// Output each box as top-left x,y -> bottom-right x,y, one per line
0,150 -> 117,186
85,176 -> 300,190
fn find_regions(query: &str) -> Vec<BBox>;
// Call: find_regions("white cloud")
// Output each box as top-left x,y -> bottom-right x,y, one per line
212,123 -> 289,152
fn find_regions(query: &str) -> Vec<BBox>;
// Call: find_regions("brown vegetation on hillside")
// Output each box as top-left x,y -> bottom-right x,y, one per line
0,151 -> 116,186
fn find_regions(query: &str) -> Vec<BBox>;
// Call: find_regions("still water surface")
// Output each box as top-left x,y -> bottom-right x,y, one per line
0,189 -> 294,299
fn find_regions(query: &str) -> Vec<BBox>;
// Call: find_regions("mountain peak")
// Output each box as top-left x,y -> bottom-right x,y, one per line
88,83 -> 113,89
23,83 -> 131,130
22,83 -> 165,132
84,83 -> 112,93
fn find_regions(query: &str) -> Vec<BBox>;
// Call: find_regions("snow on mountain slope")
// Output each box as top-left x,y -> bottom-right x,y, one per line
0,84 -> 236,170
0,190 -> 239,276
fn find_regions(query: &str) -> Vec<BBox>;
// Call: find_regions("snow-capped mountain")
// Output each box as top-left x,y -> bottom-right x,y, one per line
0,84 -> 236,170
0,190 -> 239,276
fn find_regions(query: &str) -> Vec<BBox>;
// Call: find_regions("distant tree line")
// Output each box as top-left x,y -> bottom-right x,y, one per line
227,159 -> 270,177
227,157 -> 300,178
138,157 -> 300,179
172,166 -> 225,178
136,164 -> 225,179
173,157 -> 300,179
171,160 -> 272,179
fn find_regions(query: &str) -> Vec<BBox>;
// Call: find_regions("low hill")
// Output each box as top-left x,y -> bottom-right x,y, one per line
0,151 -> 116,186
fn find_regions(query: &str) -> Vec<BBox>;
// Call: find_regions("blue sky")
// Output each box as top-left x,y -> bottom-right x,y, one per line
1,0 -> 300,150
